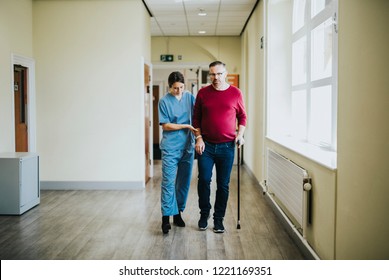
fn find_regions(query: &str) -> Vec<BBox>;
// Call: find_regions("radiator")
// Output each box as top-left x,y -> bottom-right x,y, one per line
266,148 -> 312,237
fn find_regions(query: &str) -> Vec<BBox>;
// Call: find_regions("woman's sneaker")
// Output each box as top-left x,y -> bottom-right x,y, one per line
213,218 -> 225,233
161,216 -> 171,234
198,213 -> 209,230
173,212 -> 185,227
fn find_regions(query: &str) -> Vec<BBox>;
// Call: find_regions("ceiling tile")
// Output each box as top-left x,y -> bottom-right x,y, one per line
143,0 -> 257,36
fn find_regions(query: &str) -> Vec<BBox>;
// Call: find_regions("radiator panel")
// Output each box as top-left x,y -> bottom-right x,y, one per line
266,149 -> 308,229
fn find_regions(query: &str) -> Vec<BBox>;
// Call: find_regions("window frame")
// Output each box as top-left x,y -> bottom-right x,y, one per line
266,0 -> 338,169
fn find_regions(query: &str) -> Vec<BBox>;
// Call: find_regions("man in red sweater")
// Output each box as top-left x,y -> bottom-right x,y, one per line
193,61 -> 247,233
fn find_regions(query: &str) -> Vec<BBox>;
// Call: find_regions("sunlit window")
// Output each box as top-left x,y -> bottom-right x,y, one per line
267,0 -> 338,167
292,0 -> 306,32
311,17 -> 333,81
311,0 -> 330,18
292,36 -> 307,86
310,85 -> 332,146
291,90 -> 307,140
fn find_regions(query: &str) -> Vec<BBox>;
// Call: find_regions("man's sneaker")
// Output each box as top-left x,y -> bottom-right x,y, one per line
198,213 -> 210,231
213,219 -> 225,233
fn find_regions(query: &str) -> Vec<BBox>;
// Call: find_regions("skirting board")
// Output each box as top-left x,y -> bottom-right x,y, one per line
40,181 -> 144,190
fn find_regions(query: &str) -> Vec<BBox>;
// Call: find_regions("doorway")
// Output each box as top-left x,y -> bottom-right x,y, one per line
144,63 -> 151,183
14,65 -> 29,152
12,54 -> 36,153
152,85 -> 161,160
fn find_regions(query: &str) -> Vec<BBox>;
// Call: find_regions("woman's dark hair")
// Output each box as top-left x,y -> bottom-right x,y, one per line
168,71 -> 185,88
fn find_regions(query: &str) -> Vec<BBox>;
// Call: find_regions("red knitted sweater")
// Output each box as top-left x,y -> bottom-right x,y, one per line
193,84 -> 247,143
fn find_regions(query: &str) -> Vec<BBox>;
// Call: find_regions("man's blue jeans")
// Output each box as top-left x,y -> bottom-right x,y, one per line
197,141 -> 235,220
161,148 -> 194,216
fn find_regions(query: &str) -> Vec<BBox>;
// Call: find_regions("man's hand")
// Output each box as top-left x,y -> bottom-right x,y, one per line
236,134 -> 245,147
195,138 -> 205,155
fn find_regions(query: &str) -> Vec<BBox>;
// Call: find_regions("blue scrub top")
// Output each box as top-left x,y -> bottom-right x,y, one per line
158,91 -> 195,151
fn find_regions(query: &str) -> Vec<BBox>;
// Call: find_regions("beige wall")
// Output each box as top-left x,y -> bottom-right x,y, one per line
32,0 -> 150,187
240,0 -> 389,259
336,0 -> 389,259
152,36 -> 241,74
0,0 -> 33,152
240,0 -> 265,188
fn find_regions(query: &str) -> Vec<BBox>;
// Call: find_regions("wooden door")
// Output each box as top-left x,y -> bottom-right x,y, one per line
227,74 -> 239,88
14,66 -> 28,152
144,64 -> 151,183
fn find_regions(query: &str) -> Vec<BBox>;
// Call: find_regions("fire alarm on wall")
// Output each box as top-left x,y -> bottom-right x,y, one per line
160,54 -> 174,62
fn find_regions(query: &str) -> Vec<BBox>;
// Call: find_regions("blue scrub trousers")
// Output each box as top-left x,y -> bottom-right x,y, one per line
161,148 -> 194,216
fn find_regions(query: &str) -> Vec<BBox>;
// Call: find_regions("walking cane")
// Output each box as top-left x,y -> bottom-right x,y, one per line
237,141 -> 241,229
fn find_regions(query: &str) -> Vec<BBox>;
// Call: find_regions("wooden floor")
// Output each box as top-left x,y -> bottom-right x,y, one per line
0,161 -> 305,260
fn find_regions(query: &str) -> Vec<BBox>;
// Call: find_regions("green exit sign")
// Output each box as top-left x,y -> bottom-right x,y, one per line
160,54 -> 174,62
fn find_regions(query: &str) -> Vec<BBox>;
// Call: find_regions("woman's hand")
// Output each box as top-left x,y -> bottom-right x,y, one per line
161,123 -> 198,132
186,124 -> 198,133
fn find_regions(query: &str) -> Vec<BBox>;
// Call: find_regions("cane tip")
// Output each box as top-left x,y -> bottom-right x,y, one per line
237,224 -> 241,229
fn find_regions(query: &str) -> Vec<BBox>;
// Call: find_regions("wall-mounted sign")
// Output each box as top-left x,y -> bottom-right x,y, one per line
160,54 -> 174,62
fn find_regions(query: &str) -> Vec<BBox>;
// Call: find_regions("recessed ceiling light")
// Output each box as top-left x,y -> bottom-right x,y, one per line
198,9 -> 207,16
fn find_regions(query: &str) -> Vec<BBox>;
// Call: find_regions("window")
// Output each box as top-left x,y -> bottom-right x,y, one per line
267,0 -> 338,168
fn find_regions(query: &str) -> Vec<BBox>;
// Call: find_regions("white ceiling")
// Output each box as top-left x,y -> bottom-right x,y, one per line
142,0 -> 259,37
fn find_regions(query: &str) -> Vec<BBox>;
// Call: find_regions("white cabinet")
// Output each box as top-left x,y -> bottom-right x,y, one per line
0,152 -> 40,215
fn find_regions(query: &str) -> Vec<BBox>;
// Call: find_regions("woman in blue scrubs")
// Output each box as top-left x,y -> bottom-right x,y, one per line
158,71 -> 196,234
